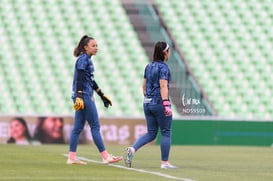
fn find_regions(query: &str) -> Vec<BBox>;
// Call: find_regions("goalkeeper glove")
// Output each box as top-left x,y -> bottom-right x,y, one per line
74,91 -> 84,111
162,99 -> 172,116
97,90 -> 112,108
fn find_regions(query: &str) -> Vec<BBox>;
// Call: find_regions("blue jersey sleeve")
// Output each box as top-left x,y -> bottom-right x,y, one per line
159,63 -> 169,80
76,54 -> 89,70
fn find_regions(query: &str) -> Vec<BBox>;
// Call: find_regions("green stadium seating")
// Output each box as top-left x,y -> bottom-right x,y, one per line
2,0 -> 271,119
0,0 -> 150,116
155,0 -> 273,119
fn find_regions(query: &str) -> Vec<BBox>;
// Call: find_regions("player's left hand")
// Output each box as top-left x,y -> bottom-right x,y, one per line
96,89 -> 112,108
163,99 -> 172,116
101,95 -> 112,108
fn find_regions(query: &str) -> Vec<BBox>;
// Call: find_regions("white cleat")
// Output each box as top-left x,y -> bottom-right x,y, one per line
124,147 -> 134,168
160,162 -> 178,169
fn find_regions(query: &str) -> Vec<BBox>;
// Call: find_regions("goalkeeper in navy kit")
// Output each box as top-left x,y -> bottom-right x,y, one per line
67,35 -> 122,165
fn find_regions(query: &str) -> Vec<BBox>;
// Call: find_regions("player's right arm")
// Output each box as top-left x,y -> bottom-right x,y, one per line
73,69 -> 85,111
142,79 -> 146,97
160,79 -> 172,116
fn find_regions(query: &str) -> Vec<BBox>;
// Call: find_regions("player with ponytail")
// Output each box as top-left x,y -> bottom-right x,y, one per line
67,35 -> 122,165
125,41 -> 177,169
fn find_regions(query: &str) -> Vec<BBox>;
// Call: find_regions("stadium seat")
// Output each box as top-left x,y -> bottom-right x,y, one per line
0,0 -> 149,116
155,0 -> 273,118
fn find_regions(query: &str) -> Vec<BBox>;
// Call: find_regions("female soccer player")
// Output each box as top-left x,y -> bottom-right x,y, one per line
125,41 -> 177,169
67,35 -> 122,165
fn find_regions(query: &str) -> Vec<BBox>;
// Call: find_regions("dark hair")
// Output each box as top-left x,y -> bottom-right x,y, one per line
73,35 -> 94,57
7,117 -> 32,143
153,41 -> 169,62
33,117 -> 64,144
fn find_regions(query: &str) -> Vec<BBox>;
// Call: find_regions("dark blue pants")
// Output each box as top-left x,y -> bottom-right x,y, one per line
69,94 -> 105,152
132,103 -> 173,161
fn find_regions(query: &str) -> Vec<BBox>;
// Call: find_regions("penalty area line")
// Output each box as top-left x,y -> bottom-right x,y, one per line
63,154 -> 196,181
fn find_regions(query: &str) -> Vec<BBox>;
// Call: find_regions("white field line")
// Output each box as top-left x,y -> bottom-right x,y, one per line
63,154 -> 196,181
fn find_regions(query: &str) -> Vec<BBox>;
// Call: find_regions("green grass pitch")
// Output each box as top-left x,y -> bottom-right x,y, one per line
0,144 -> 273,181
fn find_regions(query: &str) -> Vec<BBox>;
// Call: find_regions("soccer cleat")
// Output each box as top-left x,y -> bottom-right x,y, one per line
102,154 -> 123,164
67,158 -> 87,165
160,162 -> 178,169
124,147 -> 134,168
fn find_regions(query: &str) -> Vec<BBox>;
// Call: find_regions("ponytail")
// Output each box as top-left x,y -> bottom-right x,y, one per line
73,35 -> 94,57
153,41 -> 169,61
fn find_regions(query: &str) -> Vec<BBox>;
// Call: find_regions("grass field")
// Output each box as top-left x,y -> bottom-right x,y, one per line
0,144 -> 273,181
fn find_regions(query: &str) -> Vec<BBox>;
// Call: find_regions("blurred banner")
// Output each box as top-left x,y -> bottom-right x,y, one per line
157,119 -> 273,146
0,115 -> 147,145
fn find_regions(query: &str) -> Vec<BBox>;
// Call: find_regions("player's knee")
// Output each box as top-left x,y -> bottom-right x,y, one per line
72,124 -> 85,134
90,125 -> 100,133
149,131 -> 158,140
161,128 -> 171,137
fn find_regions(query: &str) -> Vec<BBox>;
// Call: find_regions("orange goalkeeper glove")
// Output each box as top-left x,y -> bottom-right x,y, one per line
74,91 -> 84,111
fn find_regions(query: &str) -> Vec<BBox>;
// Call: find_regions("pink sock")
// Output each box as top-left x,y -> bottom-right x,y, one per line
101,150 -> 109,159
69,152 -> 76,160
161,160 -> 168,164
